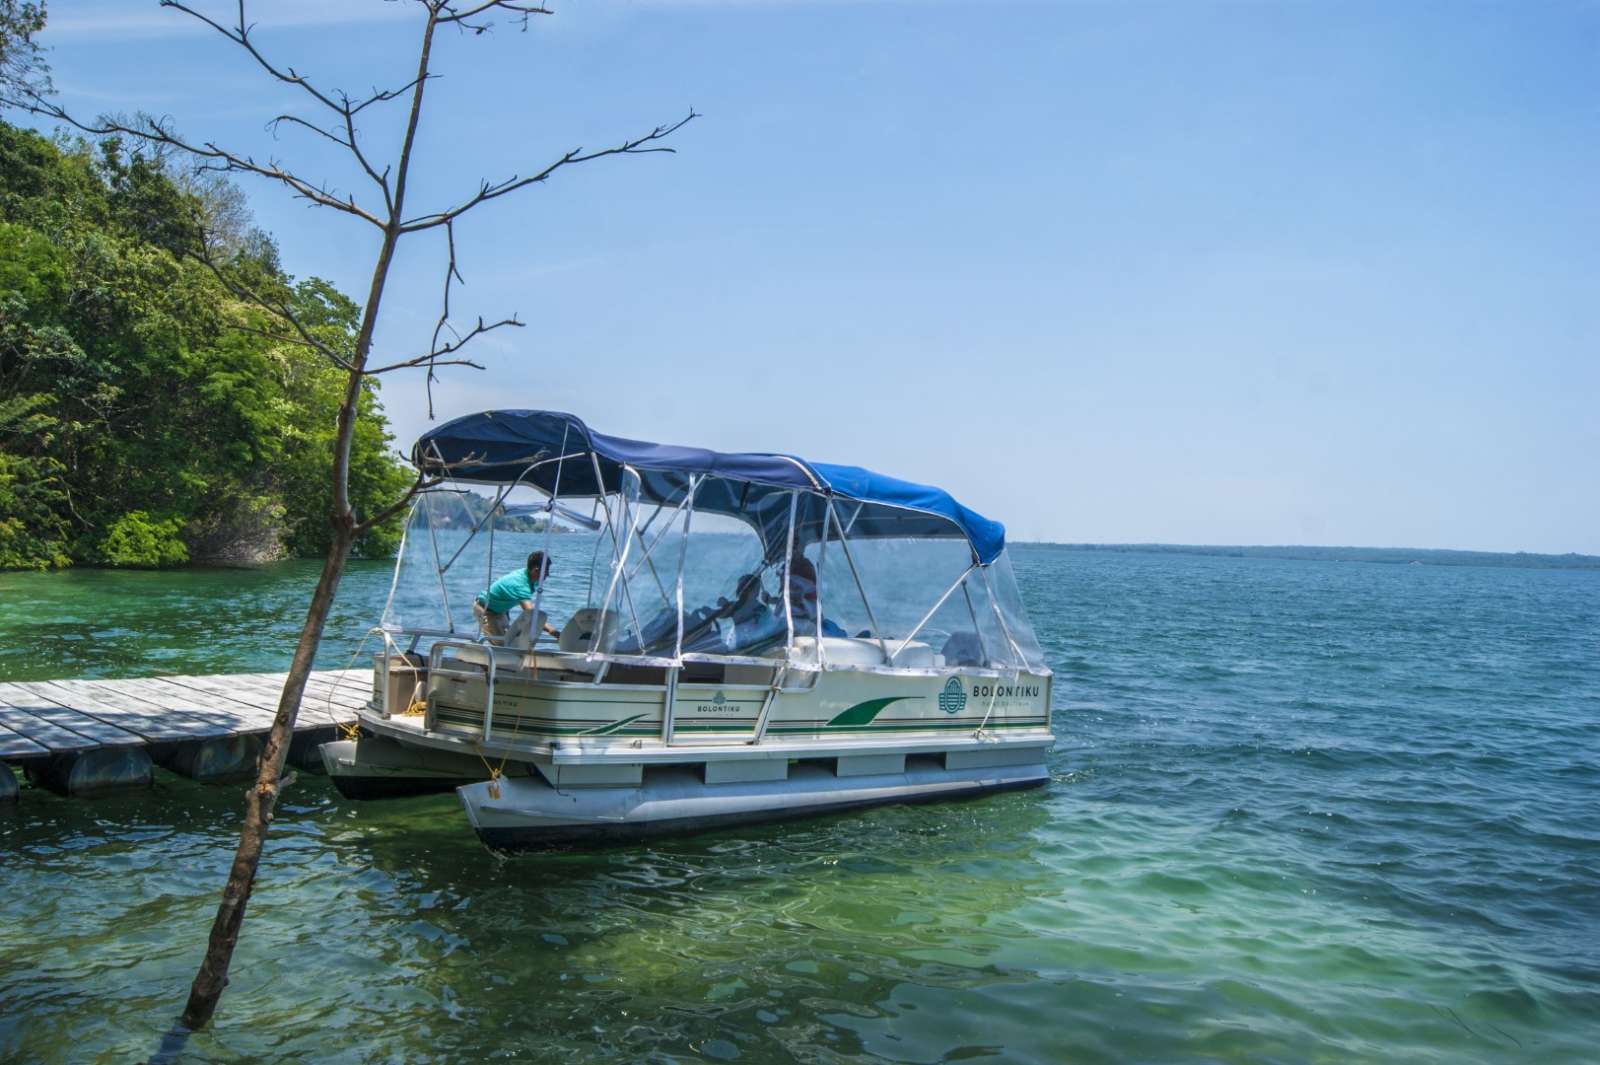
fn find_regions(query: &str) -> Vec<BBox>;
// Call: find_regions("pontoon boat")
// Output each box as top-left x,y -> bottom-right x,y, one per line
321,411 -> 1054,848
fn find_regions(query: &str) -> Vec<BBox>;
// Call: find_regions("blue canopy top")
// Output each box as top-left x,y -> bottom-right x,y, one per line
413,410 -> 1006,564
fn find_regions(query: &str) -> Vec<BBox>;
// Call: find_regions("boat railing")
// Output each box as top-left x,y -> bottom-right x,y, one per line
426,636 -> 499,737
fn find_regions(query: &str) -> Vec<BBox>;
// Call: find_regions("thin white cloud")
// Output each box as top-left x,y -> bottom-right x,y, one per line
45,0 -> 414,40
619,0 -> 940,5
43,0 -> 955,43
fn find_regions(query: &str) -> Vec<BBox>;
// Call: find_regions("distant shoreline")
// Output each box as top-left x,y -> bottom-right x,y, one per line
1017,543 -> 1600,571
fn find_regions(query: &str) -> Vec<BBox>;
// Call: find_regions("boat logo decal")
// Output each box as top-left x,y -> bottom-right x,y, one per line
692,689 -> 743,714
825,696 -> 918,728
938,677 -> 967,715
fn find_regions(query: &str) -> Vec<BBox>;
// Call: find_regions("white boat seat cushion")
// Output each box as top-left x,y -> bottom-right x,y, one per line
559,608 -> 619,653
503,609 -> 548,650
785,636 -> 939,668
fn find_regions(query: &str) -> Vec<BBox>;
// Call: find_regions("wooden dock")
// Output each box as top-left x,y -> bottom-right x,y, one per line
0,669 -> 371,797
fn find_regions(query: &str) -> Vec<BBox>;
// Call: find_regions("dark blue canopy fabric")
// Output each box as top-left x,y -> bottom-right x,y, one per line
414,410 -> 1006,564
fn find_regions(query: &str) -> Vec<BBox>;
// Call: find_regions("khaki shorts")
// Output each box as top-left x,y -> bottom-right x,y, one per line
473,600 -> 509,637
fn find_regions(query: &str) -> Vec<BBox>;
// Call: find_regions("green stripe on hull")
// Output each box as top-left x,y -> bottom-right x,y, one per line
825,696 -> 919,727
436,700 -> 1048,740
769,718 -> 1048,734
582,713 -> 650,736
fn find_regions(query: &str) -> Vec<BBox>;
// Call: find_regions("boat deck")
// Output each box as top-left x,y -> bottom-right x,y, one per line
0,669 -> 371,795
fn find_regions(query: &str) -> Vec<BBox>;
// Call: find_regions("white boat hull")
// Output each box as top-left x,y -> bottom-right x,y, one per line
457,758 -> 1050,850
326,644 -> 1055,846
320,735 -> 489,800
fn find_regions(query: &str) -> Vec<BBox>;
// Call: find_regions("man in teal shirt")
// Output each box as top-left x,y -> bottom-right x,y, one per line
475,551 -> 562,642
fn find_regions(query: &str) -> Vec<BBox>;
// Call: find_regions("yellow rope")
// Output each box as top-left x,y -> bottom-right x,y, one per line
330,629 -> 378,740
474,750 -> 504,800
473,635 -> 548,799
334,625 -> 537,801
334,630 -> 429,740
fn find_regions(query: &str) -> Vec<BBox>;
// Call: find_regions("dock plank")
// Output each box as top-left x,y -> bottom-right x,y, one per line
151,674 -> 347,729
31,679 -> 231,742
142,676 -> 288,728
260,670 -> 370,714
0,705 -> 101,751
0,670 -> 365,763
97,678 -> 279,735
296,678 -> 371,715
253,669 -> 370,707
0,721 -> 51,759
0,683 -> 143,748
166,673 -> 348,727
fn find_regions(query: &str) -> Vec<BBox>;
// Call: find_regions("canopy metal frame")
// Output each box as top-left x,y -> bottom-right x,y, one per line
380,445 -> 1044,681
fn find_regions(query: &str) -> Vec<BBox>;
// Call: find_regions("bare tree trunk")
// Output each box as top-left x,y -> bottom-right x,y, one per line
180,526 -> 354,1028
7,0 -> 691,1034
177,15 -> 441,1026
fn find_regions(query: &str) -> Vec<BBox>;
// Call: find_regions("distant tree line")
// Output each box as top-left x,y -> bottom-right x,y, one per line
407,489 -> 576,534
0,119 -> 414,568
1035,543 -> 1600,570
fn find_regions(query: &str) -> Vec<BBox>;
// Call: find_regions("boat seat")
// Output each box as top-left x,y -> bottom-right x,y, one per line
724,663 -> 777,685
500,609 -> 548,650
442,644 -> 557,674
559,608 -> 619,654
940,631 -> 987,667
883,639 -> 941,668
786,636 -> 940,668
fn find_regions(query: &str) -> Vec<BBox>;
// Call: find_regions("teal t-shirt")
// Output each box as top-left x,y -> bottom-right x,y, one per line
478,568 -> 538,615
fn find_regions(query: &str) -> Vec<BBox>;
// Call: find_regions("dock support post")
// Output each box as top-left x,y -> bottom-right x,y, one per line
0,762 -> 17,802
156,729 -> 262,780
27,748 -> 153,796
287,726 -> 339,774
157,736 -> 264,782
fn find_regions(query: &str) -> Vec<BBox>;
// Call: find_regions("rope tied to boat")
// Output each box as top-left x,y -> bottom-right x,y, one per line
471,737 -> 505,799
332,628 -> 379,741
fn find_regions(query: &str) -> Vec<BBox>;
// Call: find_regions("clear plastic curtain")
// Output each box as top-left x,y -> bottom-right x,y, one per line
383,483 -> 602,641
382,478 -> 1047,675
675,479 -> 789,659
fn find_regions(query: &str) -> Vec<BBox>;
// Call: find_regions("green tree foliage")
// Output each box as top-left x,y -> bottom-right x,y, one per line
0,1 -> 49,102
97,510 -> 190,567
0,120 -> 414,568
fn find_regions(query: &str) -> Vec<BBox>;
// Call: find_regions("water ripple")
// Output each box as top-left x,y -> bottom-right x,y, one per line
2,548 -> 1599,1062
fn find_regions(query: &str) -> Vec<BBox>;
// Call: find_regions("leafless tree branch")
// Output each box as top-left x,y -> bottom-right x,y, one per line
162,1 -> 349,119
179,208 -> 357,371
348,75 -> 427,118
399,109 -> 698,231
267,105 -> 393,210
435,0 -> 554,33
366,318 -> 516,378
353,469 -> 443,534
29,0 -> 704,1032
17,97 -> 387,225
354,216 -> 520,414
267,112 -> 350,152
431,219 -> 467,356
160,1 -> 422,207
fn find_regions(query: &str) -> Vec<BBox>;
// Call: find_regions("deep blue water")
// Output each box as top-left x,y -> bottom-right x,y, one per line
1,546 -> 1597,1062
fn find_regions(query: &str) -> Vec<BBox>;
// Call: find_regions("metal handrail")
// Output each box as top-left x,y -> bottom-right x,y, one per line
427,637 -> 499,736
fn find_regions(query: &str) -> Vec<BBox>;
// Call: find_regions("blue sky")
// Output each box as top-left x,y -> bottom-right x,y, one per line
25,1 -> 1600,553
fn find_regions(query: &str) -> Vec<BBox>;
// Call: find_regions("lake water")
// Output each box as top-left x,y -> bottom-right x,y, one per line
1,546 -> 1597,1063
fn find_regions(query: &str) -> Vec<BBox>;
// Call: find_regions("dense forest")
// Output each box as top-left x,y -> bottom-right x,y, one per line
0,119 -> 414,569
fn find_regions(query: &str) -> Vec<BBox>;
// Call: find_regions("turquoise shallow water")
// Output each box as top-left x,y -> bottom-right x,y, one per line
1,546 -> 1598,1063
